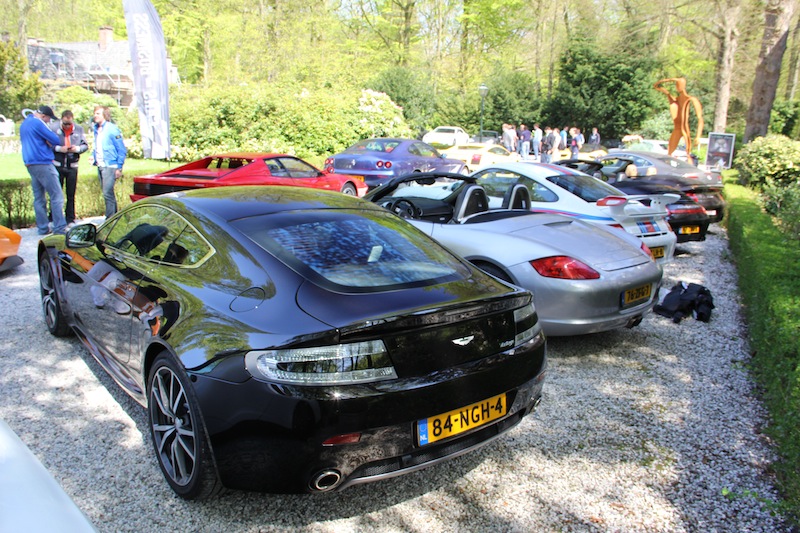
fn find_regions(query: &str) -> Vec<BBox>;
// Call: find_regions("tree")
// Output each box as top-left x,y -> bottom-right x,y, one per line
744,0 -> 798,142
0,40 -> 42,117
543,40 -> 660,139
368,66 -> 435,133
711,0 -> 743,133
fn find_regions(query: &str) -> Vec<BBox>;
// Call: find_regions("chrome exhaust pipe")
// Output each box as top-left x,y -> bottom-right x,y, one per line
626,315 -> 643,329
310,469 -> 343,492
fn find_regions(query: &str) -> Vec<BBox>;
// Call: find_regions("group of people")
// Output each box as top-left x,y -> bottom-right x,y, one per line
501,123 -> 601,163
19,104 -> 127,235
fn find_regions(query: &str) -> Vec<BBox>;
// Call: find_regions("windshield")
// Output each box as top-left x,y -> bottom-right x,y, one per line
546,174 -> 623,202
232,209 -> 469,292
384,178 -> 465,200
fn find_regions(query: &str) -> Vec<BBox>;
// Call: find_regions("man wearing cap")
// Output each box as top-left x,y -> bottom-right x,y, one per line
51,110 -> 89,226
92,105 -> 126,219
19,106 -> 67,235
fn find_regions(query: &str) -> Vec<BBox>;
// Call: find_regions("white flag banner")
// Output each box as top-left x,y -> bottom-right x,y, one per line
124,0 -> 170,159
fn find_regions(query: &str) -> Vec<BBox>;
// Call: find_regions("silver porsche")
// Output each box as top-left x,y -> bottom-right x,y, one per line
366,173 -> 664,336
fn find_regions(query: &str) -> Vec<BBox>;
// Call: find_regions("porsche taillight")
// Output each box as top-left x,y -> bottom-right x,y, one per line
641,242 -> 654,260
530,256 -> 600,280
471,154 -> 482,165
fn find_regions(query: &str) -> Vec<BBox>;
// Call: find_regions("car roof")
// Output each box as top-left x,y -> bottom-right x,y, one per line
147,185 -> 382,222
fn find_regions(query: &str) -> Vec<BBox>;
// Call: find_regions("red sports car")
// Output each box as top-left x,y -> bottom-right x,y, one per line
131,153 -> 368,201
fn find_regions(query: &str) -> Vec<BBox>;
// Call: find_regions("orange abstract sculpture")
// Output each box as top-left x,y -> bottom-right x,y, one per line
653,78 -> 704,155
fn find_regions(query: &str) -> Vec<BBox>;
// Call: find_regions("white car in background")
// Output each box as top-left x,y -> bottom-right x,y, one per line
440,143 -> 521,172
422,126 -> 470,147
0,114 -> 15,137
473,162 -> 678,263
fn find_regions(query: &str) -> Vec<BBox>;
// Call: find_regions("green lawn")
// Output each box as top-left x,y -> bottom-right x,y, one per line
0,153 -> 176,181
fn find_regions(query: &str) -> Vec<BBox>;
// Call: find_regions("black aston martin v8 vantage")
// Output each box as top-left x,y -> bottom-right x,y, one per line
38,186 -> 547,499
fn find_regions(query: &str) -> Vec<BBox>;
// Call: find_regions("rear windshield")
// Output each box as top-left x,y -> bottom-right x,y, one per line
346,139 -> 402,153
546,174 -> 623,202
231,209 -> 469,292
653,155 -> 698,170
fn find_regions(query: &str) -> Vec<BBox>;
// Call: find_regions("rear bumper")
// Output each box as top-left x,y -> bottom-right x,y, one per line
191,331 -> 547,493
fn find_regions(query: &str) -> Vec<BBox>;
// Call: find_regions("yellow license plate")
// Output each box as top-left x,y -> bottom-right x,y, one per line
651,246 -> 665,259
623,284 -> 652,305
417,393 -> 507,446
679,226 -> 700,234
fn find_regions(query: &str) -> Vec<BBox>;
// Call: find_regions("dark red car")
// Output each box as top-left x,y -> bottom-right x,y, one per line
131,153 -> 368,201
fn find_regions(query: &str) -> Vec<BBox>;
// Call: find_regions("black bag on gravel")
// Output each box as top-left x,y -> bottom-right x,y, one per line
654,282 -> 715,323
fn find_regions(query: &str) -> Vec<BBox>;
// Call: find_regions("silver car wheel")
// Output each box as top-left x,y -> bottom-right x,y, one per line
150,365 -> 198,487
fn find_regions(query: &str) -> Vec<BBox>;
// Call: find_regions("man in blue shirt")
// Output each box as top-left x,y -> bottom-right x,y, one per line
20,106 -> 66,235
92,106 -> 127,219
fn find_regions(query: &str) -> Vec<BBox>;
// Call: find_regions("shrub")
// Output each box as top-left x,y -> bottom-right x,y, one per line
762,180 -> 800,240
167,85 -> 412,162
734,134 -> 800,188
726,180 -> 800,522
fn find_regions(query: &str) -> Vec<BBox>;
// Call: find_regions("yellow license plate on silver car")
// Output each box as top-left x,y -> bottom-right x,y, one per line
623,284 -> 652,306
417,393 -> 507,446
651,246 -> 665,259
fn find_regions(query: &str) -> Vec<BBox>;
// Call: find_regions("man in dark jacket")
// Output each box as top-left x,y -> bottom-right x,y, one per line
20,106 -> 66,235
52,110 -> 88,225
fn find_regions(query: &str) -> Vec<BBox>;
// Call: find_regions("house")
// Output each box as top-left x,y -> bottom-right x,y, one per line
26,27 -> 179,108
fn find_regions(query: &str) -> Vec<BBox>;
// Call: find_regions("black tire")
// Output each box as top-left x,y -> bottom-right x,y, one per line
341,182 -> 357,196
39,252 -> 71,337
473,262 -> 514,283
148,351 -> 222,500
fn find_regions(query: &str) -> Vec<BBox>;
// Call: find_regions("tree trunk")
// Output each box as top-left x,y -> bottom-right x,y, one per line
16,0 -> 35,60
713,7 -> 740,133
784,22 -> 800,99
744,0 -> 797,142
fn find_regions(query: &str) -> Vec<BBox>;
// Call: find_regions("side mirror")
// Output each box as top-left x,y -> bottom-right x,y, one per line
66,224 -> 97,248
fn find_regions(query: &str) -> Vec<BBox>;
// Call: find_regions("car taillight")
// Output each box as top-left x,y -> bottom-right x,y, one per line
471,154 -> 482,165
668,204 -> 707,215
684,173 -> 699,179
513,303 -> 543,346
609,223 -> 624,230
245,340 -> 397,385
530,256 -> 600,279
376,161 -> 393,169
324,157 -> 333,166
641,242 -> 654,260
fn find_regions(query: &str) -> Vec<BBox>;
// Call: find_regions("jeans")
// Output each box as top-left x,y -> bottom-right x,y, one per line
57,166 -> 78,223
98,167 -> 118,218
532,141 -> 540,161
28,164 -> 66,235
521,141 -> 530,159
542,152 -> 552,164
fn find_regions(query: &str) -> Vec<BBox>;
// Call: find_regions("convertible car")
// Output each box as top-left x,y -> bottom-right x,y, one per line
131,153 -> 367,201
38,186 -> 546,499
366,173 -> 663,336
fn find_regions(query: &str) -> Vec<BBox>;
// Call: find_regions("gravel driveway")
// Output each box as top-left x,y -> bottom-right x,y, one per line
0,221 -> 788,532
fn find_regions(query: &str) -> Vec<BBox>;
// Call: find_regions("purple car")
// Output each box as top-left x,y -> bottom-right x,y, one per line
325,138 -> 467,189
